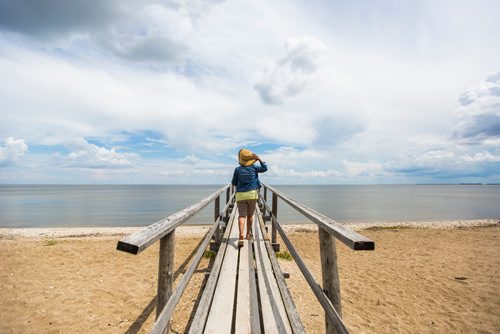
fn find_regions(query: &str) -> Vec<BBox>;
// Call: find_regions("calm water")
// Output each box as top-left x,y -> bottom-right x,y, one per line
0,184 -> 499,228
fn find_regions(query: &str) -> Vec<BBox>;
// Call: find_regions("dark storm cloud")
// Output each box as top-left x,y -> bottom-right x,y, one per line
0,0 -> 120,38
0,0 -> 195,65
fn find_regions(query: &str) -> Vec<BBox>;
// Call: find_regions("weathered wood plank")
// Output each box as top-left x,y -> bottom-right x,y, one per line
188,208 -> 237,334
263,184 -> 374,251
117,185 -> 229,254
271,193 -> 278,244
204,210 -> 241,333
235,225 -> 253,334
254,216 -> 292,333
157,231 -> 175,320
319,227 -> 342,334
256,208 -> 305,334
151,217 -> 224,334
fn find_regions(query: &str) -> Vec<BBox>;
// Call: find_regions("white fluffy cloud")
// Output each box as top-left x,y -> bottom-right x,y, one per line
0,137 -> 28,166
454,70 -> 500,144
62,138 -> 137,169
254,36 -> 326,104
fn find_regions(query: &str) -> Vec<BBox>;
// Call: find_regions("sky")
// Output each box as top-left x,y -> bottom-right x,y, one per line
0,0 -> 499,184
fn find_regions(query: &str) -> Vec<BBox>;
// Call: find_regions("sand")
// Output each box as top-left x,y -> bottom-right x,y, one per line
0,220 -> 499,333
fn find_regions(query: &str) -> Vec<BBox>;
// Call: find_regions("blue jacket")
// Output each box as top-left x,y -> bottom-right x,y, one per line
231,162 -> 268,192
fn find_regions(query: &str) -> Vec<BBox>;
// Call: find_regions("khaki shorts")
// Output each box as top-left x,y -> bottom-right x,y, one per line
237,199 -> 257,217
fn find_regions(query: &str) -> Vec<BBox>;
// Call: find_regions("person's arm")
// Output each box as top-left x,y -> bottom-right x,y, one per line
252,154 -> 268,173
231,168 -> 238,186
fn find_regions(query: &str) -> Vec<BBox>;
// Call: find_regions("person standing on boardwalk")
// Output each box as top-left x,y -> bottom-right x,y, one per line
231,148 -> 268,247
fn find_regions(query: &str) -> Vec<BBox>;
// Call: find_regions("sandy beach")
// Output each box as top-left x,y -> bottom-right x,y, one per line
1,220 -> 499,333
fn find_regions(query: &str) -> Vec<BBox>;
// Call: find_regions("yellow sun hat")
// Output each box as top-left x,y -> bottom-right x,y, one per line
238,148 -> 256,166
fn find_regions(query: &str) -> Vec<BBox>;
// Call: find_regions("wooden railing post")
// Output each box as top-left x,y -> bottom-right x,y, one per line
319,227 -> 342,333
157,230 -> 175,320
262,186 -> 268,217
271,192 -> 279,251
214,196 -> 221,243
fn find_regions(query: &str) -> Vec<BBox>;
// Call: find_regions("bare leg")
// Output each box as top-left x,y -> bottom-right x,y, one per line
238,216 -> 245,238
246,214 -> 254,238
238,216 -> 245,247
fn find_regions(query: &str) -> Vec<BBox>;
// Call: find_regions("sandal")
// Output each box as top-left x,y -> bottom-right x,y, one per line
245,233 -> 252,240
238,234 -> 244,247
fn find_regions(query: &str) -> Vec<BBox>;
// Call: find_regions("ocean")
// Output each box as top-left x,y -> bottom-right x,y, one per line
0,184 -> 499,228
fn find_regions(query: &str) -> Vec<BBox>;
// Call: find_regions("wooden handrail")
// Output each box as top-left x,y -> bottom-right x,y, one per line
263,184 -> 374,251
259,199 -> 348,333
117,184 -> 230,255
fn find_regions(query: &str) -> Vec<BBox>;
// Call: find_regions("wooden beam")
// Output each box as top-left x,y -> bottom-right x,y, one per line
117,185 -> 229,255
264,184 -> 374,251
254,217 -> 292,333
157,231 -> 175,320
214,196 -> 221,244
187,208 -> 237,333
151,217 -> 223,334
204,212 -> 240,333
256,208 -> 305,334
319,227 -> 342,333
271,215 -> 349,334
271,193 -> 278,245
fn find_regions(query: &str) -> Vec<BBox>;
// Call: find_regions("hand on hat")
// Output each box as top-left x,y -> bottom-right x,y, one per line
252,154 -> 261,161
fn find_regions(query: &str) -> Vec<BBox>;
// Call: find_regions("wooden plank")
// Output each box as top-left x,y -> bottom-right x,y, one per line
271,193 -> 278,244
157,231 -> 175,319
256,209 -> 305,334
235,229 -> 251,334
263,184 -> 374,251
188,207 -> 237,334
319,227 -> 342,334
204,210 -> 241,333
117,185 -> 229,254
271,216 -> 349,334
235,217 -> 261,334
254,216 -> 292,333
151,217 -> 224,334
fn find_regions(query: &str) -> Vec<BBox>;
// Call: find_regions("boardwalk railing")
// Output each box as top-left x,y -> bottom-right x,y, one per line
117,185 -> 233,332
117,183 -> 375,334
259,183 -> 375,334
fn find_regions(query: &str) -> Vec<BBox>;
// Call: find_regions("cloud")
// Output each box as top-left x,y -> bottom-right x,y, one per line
0,137 -> 28,167
254,36 -> 326,104
461,151 -> 500,162
342,160 -> 385,177
61,138 -> 138,169
0,0 -> 118,39
0,0 -> 220,67
454,70 -> 500,143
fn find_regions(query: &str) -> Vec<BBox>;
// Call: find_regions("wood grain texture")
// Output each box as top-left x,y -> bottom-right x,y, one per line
254,216 -> 292,334
319,227 -> 343,333
257,208 -> 305,334
204,210 -> 241,333
157,231 -> 175,320
187,207 -> 237,334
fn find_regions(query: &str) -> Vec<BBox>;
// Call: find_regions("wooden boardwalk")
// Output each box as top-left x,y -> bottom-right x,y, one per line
191,206 -> 301,333
117,184 -> 374,334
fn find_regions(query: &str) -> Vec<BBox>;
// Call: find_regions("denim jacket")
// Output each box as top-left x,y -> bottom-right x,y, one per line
231,162 -> 268,192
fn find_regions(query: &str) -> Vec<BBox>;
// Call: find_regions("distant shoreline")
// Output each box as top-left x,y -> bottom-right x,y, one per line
0,219 -> 497,239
